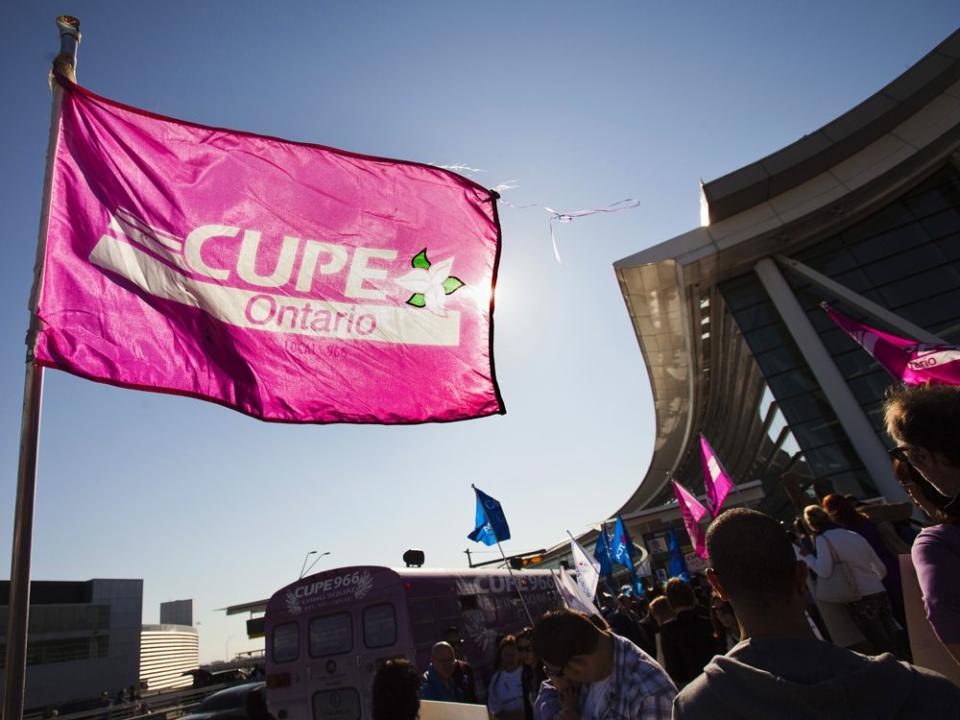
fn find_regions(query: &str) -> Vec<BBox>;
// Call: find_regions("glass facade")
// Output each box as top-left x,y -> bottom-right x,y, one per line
0,604 -> 112,667
24,636 -> 110,665
720,164 -> 960,496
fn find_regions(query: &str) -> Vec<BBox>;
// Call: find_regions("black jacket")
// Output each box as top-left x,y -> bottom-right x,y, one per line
659,608 -> 717,687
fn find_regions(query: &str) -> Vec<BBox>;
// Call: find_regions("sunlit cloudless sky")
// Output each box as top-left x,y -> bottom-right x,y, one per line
3,1 -> 959,664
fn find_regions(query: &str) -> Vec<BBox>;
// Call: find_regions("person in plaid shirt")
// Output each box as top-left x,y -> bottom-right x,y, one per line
532,609 -> 677,720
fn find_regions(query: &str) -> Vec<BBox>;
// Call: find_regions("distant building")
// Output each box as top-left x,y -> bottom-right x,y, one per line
0,579 -> 142,711
139,623 -> 198,691
160,598 -> 193,627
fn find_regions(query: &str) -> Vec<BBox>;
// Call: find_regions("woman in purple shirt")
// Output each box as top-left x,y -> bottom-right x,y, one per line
885,383 -> 960,666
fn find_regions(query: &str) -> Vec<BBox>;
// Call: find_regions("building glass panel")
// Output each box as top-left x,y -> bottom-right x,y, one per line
719,163 -> 960,497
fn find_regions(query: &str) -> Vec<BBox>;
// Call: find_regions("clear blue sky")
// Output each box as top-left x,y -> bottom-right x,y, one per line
3,1 -> 958,665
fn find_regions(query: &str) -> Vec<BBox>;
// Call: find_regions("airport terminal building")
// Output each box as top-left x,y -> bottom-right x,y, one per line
555,30 -> 960,573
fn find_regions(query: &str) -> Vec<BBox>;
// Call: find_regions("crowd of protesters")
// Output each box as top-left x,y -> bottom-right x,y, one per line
371,382 -> 960,718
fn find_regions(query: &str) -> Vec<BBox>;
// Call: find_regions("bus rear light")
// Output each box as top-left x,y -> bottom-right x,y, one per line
266,672 -> 292,688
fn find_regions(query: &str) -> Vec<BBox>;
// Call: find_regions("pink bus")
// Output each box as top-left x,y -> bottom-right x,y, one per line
264,566 -> 563,720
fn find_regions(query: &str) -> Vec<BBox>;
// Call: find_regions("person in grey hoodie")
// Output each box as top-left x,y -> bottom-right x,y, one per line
672,508 -> 960,720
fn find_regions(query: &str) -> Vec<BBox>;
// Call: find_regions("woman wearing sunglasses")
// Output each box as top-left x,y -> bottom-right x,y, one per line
516,628 -> 546,720
885,383 -> 960,668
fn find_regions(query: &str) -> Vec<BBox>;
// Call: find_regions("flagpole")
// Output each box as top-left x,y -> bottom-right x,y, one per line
472,485 -> 535,626
494,537 -> 535,626
2,17 -> 79,720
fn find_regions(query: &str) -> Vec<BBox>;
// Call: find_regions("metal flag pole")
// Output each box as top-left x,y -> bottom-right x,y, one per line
493,538 -> 536,627
2,16 -> 79,720
471,485 -> 535,626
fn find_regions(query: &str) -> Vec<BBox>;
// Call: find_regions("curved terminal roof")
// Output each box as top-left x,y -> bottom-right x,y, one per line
614,29 -> 960,513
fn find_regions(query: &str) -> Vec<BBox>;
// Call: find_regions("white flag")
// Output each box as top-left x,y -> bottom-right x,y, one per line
552,569 -> 600,616
636,554 -> 652,579
568,532 -> 601,601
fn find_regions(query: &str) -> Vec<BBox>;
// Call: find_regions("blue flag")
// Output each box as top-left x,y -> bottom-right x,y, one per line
667,528 -> 690,582
594,525 -> 614,577
467,487 -> 510,546
611,515 -> 635,573
633,574 -> 646,598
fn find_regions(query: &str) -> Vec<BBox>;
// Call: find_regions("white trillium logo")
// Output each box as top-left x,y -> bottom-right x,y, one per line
354,570 -> 374,599
394,249 -> 465,317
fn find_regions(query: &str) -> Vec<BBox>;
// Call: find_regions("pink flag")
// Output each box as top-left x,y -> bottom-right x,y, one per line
700,434 -> 735,517
671,480 -> 708,560
32,79 -> 505,423
823,304 -> 960,386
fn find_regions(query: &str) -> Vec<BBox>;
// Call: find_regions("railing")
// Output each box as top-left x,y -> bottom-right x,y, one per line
25,682 -> 237,720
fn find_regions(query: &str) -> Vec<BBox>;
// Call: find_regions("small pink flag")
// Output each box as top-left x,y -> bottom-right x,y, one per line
32,79 -> 505,424
671,480 -> 708,560
700,434 -> 735,517
823,304 -> 960,386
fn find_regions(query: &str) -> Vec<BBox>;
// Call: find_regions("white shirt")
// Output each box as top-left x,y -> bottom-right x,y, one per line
803,528 -> 887,596
488,666 -> 524,716
582,672 -> 614,718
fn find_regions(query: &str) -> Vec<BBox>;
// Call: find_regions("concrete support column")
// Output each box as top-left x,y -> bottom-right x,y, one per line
774,254 -> 944,343
754,258 -> 907,502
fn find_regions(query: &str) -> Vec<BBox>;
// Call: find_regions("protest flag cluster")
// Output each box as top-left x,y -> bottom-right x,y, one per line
671,433 -> 738,560
589,515 -> 646,596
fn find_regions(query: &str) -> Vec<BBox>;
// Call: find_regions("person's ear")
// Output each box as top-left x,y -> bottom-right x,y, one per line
706,568 -> 728,600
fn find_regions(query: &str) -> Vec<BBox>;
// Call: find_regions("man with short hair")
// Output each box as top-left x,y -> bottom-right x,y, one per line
373,658 -> 420,720
420,641 -> 470,703
659,578 -> 716,688
440,626 -> 479,703
533,608 -> 676,720
607,593 -> 654,656
672,508 -> 960,719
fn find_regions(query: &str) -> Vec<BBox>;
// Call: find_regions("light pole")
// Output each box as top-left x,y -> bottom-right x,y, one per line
300,550 -> 331,578
225,635 -> 234,663
299,550 -> 317,579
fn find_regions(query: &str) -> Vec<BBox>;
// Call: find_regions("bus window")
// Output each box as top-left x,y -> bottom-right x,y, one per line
363,604 -> 397,649
272,621 -> 299,663
313,688 -> 361,720
409,598 -> 435,624
438,596 -> 459,619
309,613 -> 353,657
458,595 -> 479,611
